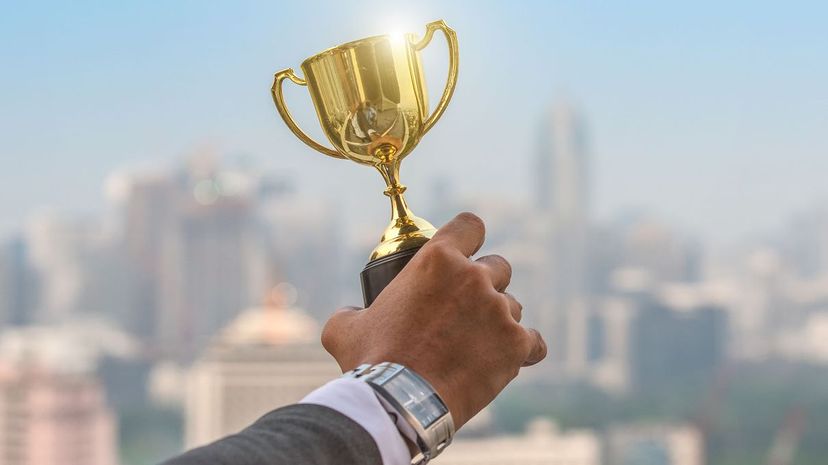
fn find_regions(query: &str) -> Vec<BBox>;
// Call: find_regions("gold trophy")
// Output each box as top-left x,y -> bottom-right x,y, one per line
271,20 -> 458,305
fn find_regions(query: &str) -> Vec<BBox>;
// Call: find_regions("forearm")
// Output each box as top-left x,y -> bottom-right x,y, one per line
161,403 -> 383,465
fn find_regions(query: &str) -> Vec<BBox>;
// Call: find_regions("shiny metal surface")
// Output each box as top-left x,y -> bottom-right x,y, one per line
343,362 -> 454,464
271,20 -> 458,260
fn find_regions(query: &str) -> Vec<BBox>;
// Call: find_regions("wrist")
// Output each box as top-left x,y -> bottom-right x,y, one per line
359,354 -> 463,427
343,362 -> 455,464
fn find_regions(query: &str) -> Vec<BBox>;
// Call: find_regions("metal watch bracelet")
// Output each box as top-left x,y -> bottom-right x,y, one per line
343,362 -> 455,464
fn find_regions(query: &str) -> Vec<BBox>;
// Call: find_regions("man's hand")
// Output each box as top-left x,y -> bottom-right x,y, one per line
321,212 -> 547,429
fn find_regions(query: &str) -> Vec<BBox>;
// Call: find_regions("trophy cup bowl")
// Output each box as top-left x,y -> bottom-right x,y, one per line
271,20 -> 458,305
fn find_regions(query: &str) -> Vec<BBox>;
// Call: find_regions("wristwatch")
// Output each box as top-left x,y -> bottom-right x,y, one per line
343,362 -> 455,464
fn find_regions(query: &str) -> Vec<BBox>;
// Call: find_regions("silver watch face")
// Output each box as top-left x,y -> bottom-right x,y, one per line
384,370 -> 448,428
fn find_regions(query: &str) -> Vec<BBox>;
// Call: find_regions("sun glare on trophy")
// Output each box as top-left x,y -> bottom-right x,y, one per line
388,31 -> 406,47
384,19 -> 418,44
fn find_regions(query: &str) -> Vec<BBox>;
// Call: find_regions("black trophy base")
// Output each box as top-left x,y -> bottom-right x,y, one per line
360,246 -> 422,306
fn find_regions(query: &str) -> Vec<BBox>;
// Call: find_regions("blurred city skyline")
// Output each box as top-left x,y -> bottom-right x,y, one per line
4,100 -> 828,465
3,4 -> 828,463
2,1 -> 827,244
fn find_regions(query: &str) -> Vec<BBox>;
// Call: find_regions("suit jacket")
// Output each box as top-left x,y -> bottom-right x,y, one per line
162,404 -> 383,465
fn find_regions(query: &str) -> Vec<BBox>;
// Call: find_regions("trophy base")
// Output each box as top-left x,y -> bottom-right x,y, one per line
360,246 -> 421,306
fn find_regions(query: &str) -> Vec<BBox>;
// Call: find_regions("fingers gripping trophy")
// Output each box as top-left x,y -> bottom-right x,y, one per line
271,20 -> 459,306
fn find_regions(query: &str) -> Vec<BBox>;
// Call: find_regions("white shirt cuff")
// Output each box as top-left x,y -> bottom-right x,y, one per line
300,378 -> 411,465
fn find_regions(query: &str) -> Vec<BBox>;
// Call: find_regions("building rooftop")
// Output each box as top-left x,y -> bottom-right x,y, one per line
216,302 -> 319,348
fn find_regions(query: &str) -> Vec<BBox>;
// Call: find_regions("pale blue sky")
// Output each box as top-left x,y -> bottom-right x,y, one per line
1,1 -> 826,243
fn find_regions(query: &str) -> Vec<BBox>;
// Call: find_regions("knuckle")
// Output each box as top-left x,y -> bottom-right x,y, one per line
466,264 -> 491,289
421,241 -> 455,263
320,311 -> 350,354
506,294 -> 523,319
320,323 -> 337,353
501,319 -> 526,347
497,293 -> 515,315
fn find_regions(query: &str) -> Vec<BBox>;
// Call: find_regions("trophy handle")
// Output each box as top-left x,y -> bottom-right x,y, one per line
271,68 -> 345,159
411,20 -> 459,135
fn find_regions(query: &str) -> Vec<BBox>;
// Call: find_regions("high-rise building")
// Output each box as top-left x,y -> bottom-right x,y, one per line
0,330 -> 119,465
535,102 -> 591,375
629,297 -> 726,392
20,212 -> 127,328
583,297 -> 635,394
0,238 -> 38,327
185,298 -> 339,448
587,285 -> 728,393
155,192 -> 265,360
0,367 -> 118,465
780,205 -> 828,278
535,102 -> 590,222
121,172 -> 178,342
122,157 -> 275,360
22,213 -> 92,324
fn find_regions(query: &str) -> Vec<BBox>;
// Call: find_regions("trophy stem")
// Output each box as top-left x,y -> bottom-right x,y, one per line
377,162 -> 414,226
369,159 -> 436,262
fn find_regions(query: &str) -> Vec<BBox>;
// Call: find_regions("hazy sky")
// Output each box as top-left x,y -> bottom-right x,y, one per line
1,1 -> 826,243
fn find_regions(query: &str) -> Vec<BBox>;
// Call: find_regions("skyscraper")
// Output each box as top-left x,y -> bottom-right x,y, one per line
0,237 -> 38,326
122,157 -> 275,361
0,329 -> 119,465
536,102 -> 590,221
122,172 -> 178,343
22,214 -> 91,324
535,102 -> 591,375
0,367 -> 118,465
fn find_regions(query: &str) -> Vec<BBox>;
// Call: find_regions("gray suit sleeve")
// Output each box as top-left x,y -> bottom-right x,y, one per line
161,403 -> 384,465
